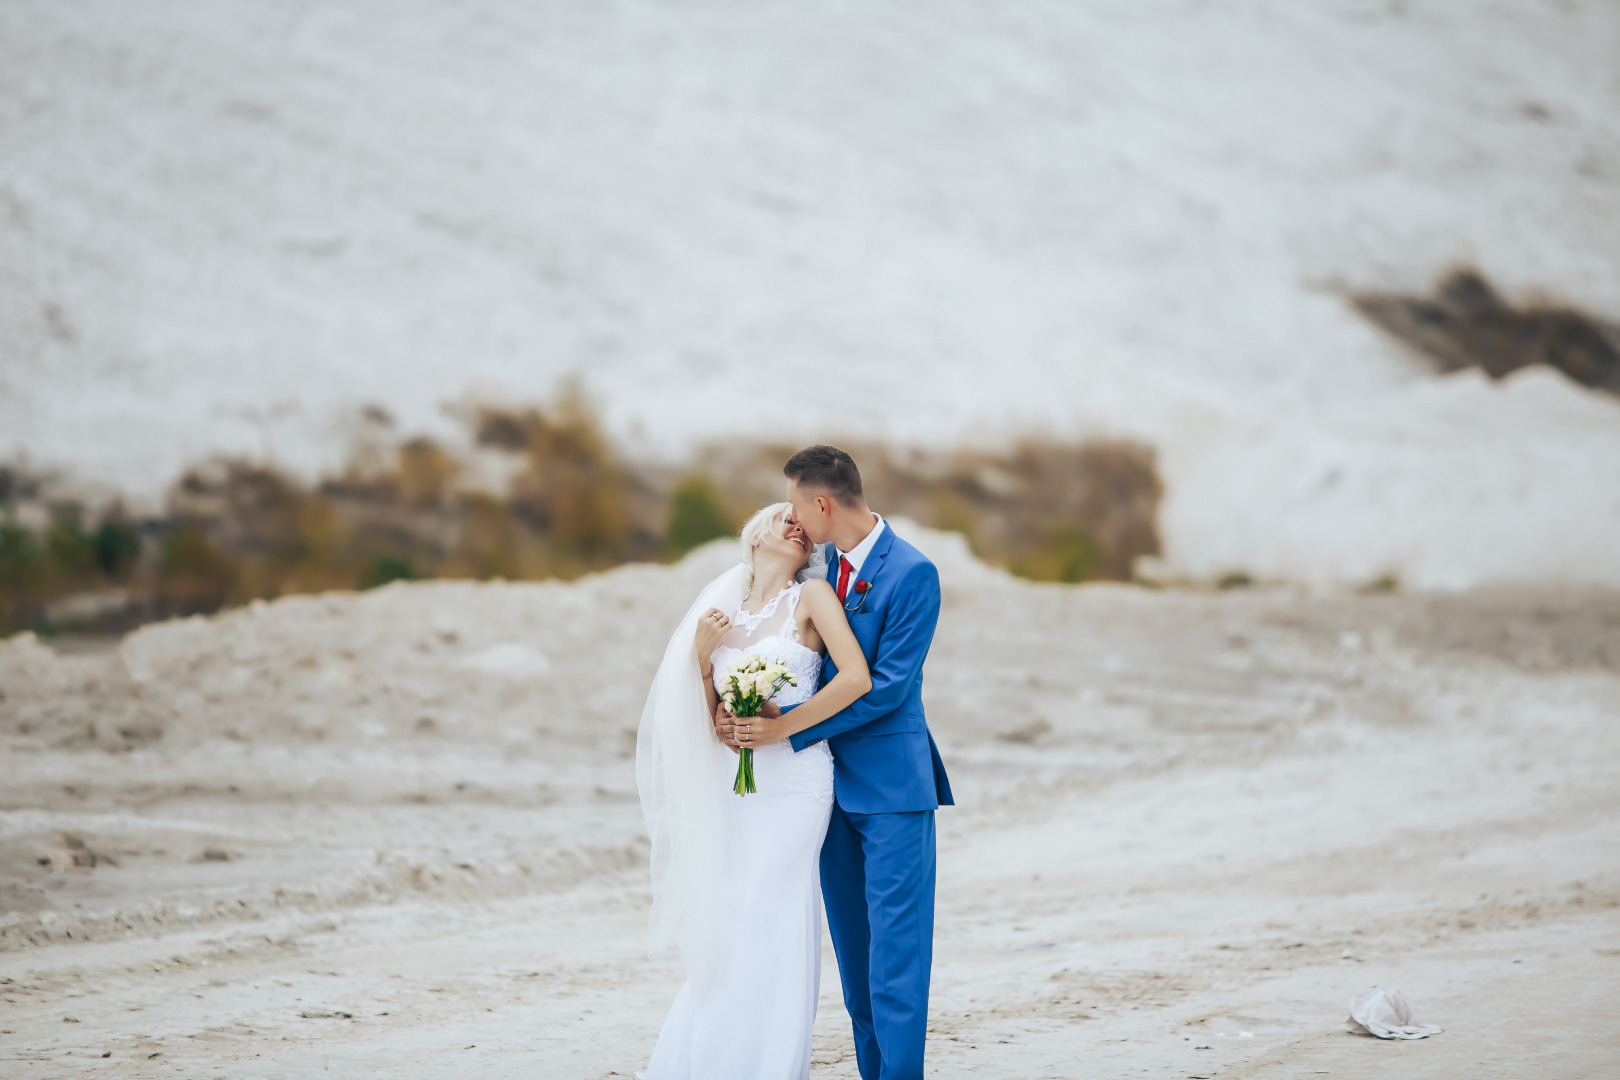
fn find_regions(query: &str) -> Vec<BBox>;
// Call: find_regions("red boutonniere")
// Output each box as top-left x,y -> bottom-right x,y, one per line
845,579 -> 873,612
853,580 -> 872,594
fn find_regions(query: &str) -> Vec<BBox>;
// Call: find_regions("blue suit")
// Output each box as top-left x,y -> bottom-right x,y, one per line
788,523 -> 953,1080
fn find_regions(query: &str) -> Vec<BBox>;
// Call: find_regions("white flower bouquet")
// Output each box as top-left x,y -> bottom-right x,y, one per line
720,655 -> 797,796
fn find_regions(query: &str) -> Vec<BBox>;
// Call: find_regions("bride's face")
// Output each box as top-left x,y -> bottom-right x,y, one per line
757,516 -> 812,571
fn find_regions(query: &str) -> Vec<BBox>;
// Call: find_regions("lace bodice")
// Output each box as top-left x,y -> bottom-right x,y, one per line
710,582 -> 822,709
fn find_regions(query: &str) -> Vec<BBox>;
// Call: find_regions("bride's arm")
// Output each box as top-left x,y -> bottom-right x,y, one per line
694,607 -> 729,725
748,581 -> 870,744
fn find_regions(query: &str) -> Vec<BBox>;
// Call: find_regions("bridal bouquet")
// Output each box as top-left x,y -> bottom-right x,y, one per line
720,656 -> 797,796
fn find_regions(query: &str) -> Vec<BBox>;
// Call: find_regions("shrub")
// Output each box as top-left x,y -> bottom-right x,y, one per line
292,496 -> 346,580
452,494 -> 527,580
396,439 -> 458,508
47,522 -> 97,579
0,522 -> 43,591
359,554 -> 416,589
159,526 -> 236,614
507,388 -> 634,567
92,521 -> 142,577
1358,573 -> 1400,594
665,475 -> 731,555
1011,525 -> 1100,584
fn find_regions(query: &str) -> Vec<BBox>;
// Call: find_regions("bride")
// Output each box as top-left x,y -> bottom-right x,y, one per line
636,502 -> 873,1079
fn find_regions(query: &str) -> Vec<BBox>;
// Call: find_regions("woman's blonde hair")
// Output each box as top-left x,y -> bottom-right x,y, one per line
738,501 -> 794,589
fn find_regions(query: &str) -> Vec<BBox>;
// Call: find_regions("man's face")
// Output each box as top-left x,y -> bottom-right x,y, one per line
786,480 -> 830,545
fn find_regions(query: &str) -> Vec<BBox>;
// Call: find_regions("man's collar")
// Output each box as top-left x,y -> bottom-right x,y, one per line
837,513 -> 885,563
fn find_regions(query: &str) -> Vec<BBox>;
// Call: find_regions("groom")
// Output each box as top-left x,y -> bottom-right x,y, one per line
723,444 -> 953,1080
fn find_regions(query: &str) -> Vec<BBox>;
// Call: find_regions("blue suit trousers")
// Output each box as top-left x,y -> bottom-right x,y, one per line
821,804 -> 936,1080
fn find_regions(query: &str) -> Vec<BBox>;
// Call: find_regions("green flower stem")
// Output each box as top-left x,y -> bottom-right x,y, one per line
732,702 -> 763,797
733,747 -> 756,795
723,668 -> 793,796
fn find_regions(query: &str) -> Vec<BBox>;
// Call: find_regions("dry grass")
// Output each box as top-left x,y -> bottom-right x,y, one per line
0,398 -> 1164,634
704,437 -> 1163,583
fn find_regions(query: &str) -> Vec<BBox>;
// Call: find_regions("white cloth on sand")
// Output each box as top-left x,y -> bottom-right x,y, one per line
1346,987 -> 1442,1039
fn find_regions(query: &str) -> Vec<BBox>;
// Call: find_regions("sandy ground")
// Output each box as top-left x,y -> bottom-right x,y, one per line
3,529 -> 1619,1079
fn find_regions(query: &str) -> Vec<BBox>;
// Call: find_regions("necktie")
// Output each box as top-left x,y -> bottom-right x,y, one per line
836,556 -> 854,602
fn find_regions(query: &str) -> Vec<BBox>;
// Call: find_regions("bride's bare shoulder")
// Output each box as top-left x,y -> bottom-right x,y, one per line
799,579 -> 838,606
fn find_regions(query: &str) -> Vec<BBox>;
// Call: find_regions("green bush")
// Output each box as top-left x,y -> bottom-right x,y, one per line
665,475 -> 731,556
48,523 -> 97,578
0,523 -> 43,591
160,526 -> 237,613
1010,524 -> 1100,584
359,554 -> 416,589
94,521 -> 142,577
1049,525 -> 1100,584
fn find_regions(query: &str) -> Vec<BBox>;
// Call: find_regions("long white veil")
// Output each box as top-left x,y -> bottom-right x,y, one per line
634,542 -> 828,977
635,563 -> 747,977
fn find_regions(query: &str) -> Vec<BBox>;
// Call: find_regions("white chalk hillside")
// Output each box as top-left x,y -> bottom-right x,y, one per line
1,1 -> 1617,588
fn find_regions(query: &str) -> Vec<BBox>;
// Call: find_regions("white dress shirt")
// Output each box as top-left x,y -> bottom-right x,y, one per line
835,514 -> 886,587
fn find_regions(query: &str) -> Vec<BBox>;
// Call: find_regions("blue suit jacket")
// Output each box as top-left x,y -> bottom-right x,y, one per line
788,524 -> 954,814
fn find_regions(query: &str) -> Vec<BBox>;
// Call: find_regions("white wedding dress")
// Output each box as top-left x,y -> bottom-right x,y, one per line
641,581 -> 834,1080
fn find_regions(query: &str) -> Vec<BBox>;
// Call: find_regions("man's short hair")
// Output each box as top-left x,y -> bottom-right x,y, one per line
783,444 -> 864,508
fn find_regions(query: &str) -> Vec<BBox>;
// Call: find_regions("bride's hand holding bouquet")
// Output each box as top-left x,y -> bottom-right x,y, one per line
718,656 -> 797,795
711,697 -> 780,750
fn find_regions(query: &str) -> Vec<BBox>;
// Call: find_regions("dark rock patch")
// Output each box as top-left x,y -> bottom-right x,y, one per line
1353,269 -> 1620,395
